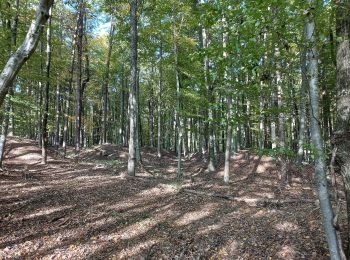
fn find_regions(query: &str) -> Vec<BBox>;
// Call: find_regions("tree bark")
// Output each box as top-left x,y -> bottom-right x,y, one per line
75,0 -> 84,152
157,36 -> 163,157
41,7 -> 52,164
306,1 -> 341,258
102,16 -> 115,144
335,0 -> 350,258
127,0 -> 138,176
0,0 -> 54,108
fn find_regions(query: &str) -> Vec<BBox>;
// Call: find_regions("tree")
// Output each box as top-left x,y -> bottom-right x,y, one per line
306,0 -> 341,258
0,0 -> 54,108
128,0 -> 138,176
335,0 -> 350,257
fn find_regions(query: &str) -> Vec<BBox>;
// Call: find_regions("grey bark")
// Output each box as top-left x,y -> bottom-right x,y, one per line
306,1 -> 341,259
297,44 -> 307,164
335,0 -> 350,258
127,0 -> 138,176
0,0 -> 54,108
157,36 -> 163,157
41,7 -> 52,164
102,16 -> 115,144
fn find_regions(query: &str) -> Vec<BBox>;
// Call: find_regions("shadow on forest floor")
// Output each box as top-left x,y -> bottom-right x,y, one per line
0,137 -> 340,259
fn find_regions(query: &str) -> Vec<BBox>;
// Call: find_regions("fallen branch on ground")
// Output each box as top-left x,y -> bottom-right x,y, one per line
182,189 -> 318,207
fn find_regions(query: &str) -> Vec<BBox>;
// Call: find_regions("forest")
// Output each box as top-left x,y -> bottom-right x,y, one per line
0,0 -> 350,258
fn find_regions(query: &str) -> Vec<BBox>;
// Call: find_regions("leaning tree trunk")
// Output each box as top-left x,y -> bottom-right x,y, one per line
41,7 -> 52,164
335,0 -> 350,258
0,0 -> 54,108
306,1 -> 342,259
0,0 -> 20,168
127,0 -> 138,176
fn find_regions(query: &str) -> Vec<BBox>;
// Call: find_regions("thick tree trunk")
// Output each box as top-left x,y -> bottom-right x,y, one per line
306,1 -> 341,258
41,8 -> 52,164
127,0 -> 138,176
0,0 -> 54,108
335,0 -> 350,258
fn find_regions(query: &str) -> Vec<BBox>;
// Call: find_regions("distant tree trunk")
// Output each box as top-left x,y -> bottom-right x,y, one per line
306,1 -> 341,258
75,0 -> 84,152
148,97 -> 154,147
335,0 -> 350,258
297,45 -> 307,164
55,82 -> 60,147
157,36 -> 163,157
41,7 -> 52,164
0,0 -> 54,108
127,0 -> 138,176
173,21 -> 182,179
102,16 -> 115,144
63,38 -> 76,156
222,15 -> 231,183
275,47 -> 287,184
119,68 -> 125,146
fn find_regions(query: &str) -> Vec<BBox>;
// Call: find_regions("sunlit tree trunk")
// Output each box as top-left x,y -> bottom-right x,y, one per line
0,0 -> 53,108
41,7 -> 52,164
306,1 -> 341,258
127,0 -> 138,176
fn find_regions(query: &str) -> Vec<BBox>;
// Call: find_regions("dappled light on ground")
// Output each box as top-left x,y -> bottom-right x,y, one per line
0,137 -> 333,258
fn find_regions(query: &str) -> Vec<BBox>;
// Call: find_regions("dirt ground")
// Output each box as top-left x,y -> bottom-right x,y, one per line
0,137 -> 341,259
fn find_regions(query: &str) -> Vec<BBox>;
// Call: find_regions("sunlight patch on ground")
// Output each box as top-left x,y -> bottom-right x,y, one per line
117,239 -> 159,259
14,205 -> 73,221
174,203 -> 217,226
275,221 -> 299,232
276,245 -> 297,259
196,223 -> 223,235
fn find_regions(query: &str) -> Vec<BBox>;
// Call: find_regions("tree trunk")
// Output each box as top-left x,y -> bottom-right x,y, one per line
0,0 -> 54,108
306,1 -> 341,258
41,7 -> 52,164
173,21 -> 182,179
335,0 -> 350,258
127,0 -> 138,176
102,16 -> 115,144
63,36 -> 76,156
157,36 -> 163,157
297,45 -> 307,164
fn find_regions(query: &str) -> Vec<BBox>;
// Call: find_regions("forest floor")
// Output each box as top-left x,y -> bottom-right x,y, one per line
0,137 -> 342,259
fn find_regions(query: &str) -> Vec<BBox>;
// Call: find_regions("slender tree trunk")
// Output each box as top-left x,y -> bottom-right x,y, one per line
335,0 -> 350,258
41,8 -> 52,164
75,0 -> 84,152
127,0 -> 138,176
63,38 -> 76,156
173,21 -> 182,179
297,45 -> 307,164
102,16 -> 115,144
55,82 -> 60,147
119,68 -> 124,146
306,1 -> 341,258
157,36 -> 163,157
